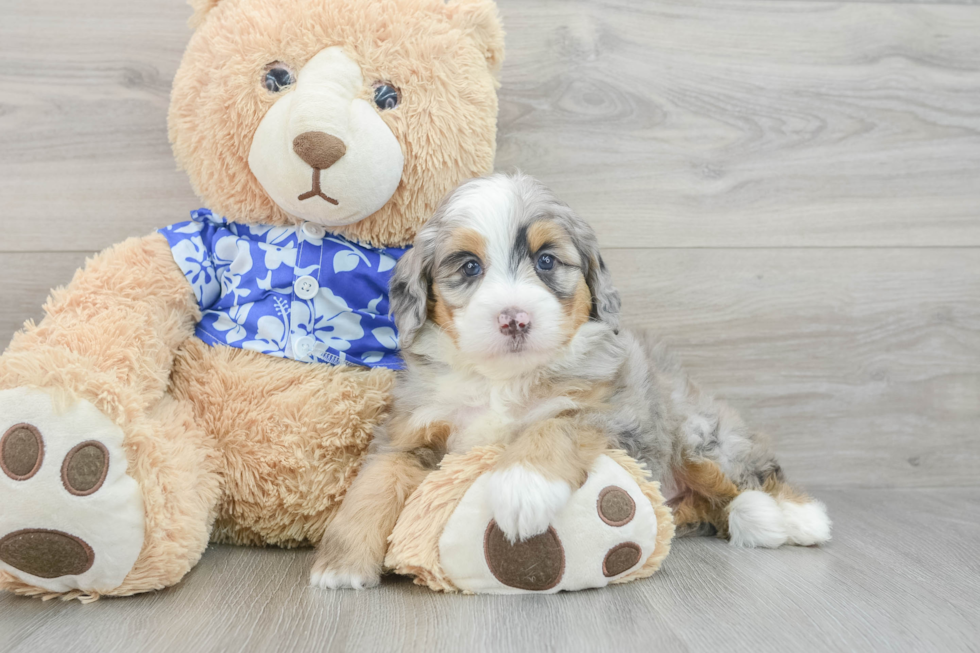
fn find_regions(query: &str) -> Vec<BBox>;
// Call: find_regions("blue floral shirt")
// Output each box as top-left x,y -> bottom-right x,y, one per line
159,209 -> 407,370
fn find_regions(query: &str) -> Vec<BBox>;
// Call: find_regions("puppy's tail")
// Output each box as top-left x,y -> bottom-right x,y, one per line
670,459 -> 831,548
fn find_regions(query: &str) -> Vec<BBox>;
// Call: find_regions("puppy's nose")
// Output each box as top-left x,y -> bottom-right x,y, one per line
498,309 -> 531,336
292,131 -> 346,169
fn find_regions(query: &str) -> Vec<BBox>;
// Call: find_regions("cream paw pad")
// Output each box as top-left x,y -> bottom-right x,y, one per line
0,388 -> 144,595
386,447 -> 674,593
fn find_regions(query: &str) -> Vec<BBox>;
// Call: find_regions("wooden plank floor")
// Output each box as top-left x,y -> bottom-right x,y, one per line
1,489 -> 978,653
0,0 -> 978,650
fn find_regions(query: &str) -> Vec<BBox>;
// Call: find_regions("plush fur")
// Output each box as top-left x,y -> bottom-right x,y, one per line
312,173 -> 831,589
0,0 -> 502,600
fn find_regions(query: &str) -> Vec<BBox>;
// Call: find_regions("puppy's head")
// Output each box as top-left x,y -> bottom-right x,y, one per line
391,173 -> 620,370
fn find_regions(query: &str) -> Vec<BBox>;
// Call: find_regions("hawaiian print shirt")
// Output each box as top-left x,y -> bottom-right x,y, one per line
159,209 -> 407,370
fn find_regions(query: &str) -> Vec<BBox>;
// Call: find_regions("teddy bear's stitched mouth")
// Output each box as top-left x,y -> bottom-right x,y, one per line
297,169 -> 339,205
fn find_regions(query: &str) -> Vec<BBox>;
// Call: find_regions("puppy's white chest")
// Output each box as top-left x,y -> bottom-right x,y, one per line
448,409 -> 513,453
445,391 -> 521,454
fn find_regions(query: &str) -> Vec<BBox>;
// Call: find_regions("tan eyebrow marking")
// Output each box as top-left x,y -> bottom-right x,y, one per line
445,227 -> 487,263
527,220 -> 567,254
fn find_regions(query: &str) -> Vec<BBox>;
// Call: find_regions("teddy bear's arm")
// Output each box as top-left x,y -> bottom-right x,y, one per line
0,233 -> 200,422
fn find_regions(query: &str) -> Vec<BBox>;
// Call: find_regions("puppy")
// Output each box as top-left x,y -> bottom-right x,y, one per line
311,172 -> 831,589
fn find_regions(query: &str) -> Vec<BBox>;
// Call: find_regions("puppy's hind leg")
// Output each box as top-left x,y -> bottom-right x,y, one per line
756,479 -> 831,547
673,387 -> 831,548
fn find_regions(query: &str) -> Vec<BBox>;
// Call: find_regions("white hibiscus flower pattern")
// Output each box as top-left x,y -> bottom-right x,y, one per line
159,209 -> 408,369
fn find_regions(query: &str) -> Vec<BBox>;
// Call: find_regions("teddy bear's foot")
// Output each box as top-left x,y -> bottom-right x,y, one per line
0,388 -> 144,595
439,455 -> 662,593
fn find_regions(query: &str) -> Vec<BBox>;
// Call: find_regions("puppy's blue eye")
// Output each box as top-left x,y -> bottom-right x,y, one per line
463,260 -> 482,277
264,66 -> 295,93
374,83 -> 399,110
536,254 -> 555,271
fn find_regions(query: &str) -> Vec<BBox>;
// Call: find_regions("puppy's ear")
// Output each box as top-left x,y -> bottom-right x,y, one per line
552,199 -> 621,332
392,177 -> 479,349
391,219 -> 448,349
389,244 -> 431,350
584,251 -> 621,333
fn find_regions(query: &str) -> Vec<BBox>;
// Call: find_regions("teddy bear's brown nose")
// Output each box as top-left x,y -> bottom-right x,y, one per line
292,131 -> 347,170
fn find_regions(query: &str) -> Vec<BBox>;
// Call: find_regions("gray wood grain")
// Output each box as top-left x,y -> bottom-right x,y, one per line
0,0 -> 197,251
2,0 -> 980,251
0,488 -> 976,653
496,0 -> 980,248
613,247 -> 980,490
2,248 -> 976,490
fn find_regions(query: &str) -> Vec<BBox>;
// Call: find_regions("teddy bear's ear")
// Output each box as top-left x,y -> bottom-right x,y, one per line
444,0 -> 505,75
188,0 -> 222,29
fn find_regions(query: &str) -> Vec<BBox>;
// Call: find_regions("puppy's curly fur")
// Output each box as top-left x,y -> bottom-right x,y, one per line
311,173 -> 831,589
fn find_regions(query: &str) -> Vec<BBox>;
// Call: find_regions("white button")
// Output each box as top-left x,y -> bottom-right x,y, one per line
302,223 -> 325,239
293,336 -> 315,358
294,275 -> 319,299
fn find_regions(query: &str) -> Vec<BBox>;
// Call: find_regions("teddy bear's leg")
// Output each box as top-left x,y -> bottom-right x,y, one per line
395,449 -> 673,594
0,234 -> 217,598
101,393 -> 221,597
0,391 -> 221,599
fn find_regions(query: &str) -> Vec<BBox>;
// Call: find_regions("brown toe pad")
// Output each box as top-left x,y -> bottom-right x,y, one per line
597,486 -> 636,526
484,521 -> 565,591
602,542 -> 642,577
1,423 -> 44,481
0,528 -> 95,579
62,441 -> 109,496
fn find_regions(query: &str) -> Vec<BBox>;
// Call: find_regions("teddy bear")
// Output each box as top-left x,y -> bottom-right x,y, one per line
0,0 -> 503,600
0,0 -> 673,600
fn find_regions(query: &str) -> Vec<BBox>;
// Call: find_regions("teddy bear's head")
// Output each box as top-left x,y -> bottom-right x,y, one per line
169,0 -> 503,247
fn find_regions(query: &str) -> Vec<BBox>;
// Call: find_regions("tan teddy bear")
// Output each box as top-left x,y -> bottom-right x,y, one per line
0,0 -> 504,601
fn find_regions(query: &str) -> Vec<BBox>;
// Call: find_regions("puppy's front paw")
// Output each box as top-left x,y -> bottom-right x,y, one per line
488,466 -> 572,543
309,535 -> 381,590
310,566 -> 380,590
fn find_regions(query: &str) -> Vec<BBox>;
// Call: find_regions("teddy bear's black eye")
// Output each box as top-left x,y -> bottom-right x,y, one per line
264,66 -> 295,93
373,83 -> 399,110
